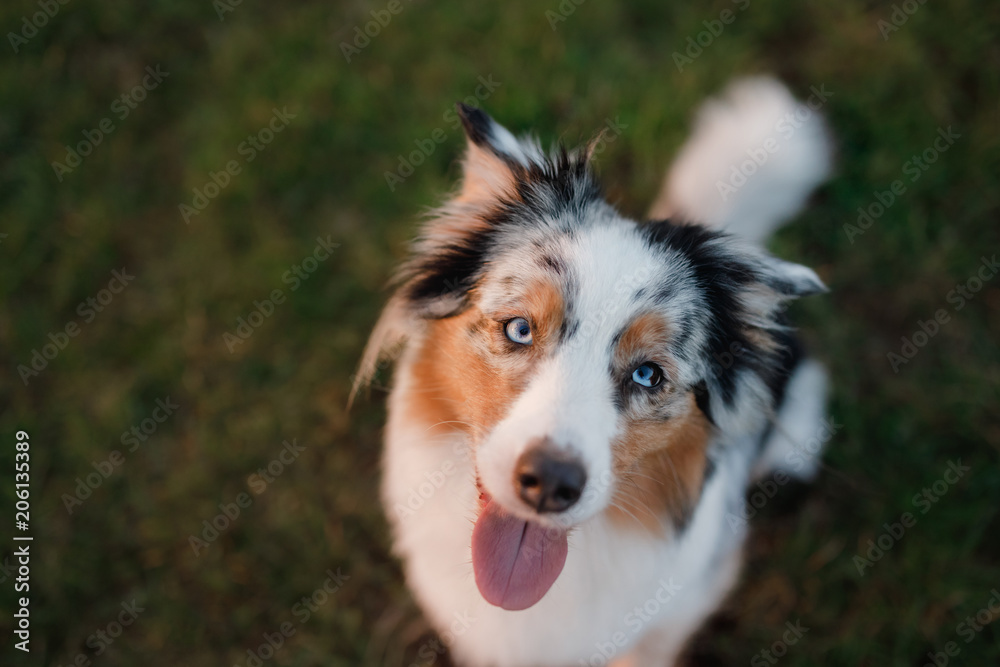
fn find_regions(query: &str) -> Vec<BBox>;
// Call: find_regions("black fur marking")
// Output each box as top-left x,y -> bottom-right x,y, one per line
653,282 -> 675,304
511,146 -> 602,219
402,120 -> 602,321
553,272 -> 580,344
702,456 -> 717,484
755,327 -> 806,452
609,330 -> 623,350
693,381 -> 714,426
609,362 -> 625,413
691,454 -> 718,519
559,317 -> 580,342
765,327 -> 805,411
673,319 -> 693,350
539,253 -> 565,275
642,220 -> 767,408
456,103 -> 495,149
670,488 -> 702,534
405,226 -> 496,318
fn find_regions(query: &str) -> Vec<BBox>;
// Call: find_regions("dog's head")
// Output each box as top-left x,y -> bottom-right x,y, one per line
357,105 -> 825,610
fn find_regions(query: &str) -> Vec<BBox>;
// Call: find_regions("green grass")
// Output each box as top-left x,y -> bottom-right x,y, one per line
1,0 -> 998,665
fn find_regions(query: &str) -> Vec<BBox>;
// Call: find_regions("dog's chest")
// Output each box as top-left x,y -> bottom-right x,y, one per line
381,419 -> 718,667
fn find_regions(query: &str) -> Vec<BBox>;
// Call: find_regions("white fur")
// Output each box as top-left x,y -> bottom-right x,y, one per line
753,359 -> 830,481
384,343 -> 757,667
375,77 -> 833,666
381,222 -> 829,666
477,221 -> 667,527
649,76 -> 833,244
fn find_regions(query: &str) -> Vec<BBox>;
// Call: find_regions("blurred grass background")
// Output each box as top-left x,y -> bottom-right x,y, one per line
1,0 -> 998,665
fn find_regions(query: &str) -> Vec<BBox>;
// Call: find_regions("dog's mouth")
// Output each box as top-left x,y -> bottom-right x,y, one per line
471,486 -> 568,611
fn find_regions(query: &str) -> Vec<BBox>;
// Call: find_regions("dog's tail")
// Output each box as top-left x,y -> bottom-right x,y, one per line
648,77 -> 832,245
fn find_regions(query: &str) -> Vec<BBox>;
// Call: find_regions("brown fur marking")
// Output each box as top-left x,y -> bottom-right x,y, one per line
613,312 -> 678,380
607,310 -> 710,534
402,278 -> 564,443
607,394 -> 711,534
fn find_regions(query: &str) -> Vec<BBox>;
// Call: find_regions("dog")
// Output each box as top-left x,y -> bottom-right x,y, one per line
355,77 -> 832,666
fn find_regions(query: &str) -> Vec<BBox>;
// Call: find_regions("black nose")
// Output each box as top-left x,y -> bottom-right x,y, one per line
514,447 -> 587,513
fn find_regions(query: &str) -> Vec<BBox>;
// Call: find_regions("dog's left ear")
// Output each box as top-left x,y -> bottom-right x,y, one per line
352,107 -> 539,400
392,106 -> 547,320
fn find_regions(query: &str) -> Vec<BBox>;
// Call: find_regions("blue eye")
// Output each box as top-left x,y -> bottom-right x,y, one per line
504,317 -> 533,345
631,363 -> 663,388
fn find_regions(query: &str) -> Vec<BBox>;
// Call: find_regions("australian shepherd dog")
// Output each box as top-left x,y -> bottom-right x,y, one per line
355,77 -> 832,666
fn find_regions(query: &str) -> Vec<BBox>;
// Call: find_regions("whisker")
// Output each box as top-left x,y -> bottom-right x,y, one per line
658,448 -> 684,494
609,500 -> 644,527
424,419 -> 474,433
611,488 -> 662,524
625,470 -> 666,487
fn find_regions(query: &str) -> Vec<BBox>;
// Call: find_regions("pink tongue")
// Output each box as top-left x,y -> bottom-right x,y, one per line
471,496 -> 568,611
